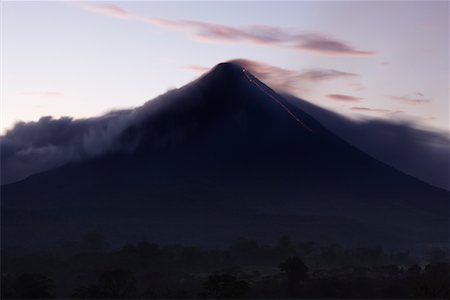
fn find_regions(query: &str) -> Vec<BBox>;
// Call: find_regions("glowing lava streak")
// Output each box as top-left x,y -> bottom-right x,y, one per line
242,69 -> 313,132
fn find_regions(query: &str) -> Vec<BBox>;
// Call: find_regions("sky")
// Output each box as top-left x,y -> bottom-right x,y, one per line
1,1 -> 449,134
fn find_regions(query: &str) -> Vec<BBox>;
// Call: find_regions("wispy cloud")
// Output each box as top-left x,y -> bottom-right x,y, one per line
297,69 -> 360,82
70,2 -> 131,19
348,82 -> 366,92
230,59 -> 362,93
228,59 -> 303,93
350,106 -> 392,114
69,2 -> 374,56
291,33 -> 373,56
147,18 -> 374,56
327,94 -> 364,102
388,94 -> 431,105
185,65 -> 210,74
186,59 -> 362,94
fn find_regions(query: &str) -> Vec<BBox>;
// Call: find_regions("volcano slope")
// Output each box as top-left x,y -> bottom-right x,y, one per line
1,63 -> 448,249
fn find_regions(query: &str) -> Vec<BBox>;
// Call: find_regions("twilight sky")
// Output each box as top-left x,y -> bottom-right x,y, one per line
2,1 -> 449,134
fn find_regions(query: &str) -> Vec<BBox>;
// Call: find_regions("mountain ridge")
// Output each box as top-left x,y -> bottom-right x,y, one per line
1,62 -> 448,249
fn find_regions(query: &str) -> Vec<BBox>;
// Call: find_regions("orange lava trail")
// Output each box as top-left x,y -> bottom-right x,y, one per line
242,69 -> 313,132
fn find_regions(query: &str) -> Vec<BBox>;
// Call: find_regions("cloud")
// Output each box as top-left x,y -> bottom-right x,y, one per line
0,111 -> 134,185
185,65 -> 210,74
20,91 -> 64,97
297,69 -> 360,82
147,19 -> 288,45
348,82 -> 366,92
350,106 -> 393,114
228,59 -> 302,93
388,95 -> 431,105
327,94 -> 364,102
226,59 -> 361,94
70,2 -> 130,19
146,18 -> 374,56
69,3 -> 374,56
285,95 -> 450,190
292,33 -> 374,56
1,79 -> 244,185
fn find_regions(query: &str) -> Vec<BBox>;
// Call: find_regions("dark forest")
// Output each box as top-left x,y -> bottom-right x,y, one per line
2,235 -> 449,299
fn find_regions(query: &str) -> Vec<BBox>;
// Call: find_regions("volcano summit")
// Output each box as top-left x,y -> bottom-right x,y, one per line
1,62 -> 448,249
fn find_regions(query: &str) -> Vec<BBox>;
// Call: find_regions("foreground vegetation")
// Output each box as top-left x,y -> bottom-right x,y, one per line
2,235 -> 449,299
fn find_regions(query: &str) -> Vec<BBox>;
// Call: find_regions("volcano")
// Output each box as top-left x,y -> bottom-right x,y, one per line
1,62 -> 448,249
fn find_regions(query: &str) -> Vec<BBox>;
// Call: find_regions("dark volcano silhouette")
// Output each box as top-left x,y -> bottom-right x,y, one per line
1,63 -> 448,249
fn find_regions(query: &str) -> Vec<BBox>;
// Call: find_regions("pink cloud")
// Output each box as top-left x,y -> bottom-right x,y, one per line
229,59 -> 301,93
388,95 -> 431,105
327,94 -> 364,102
71,2 -> 130,19
227,59 -> 361,94
350,107 -> 391,114
297,69 -> 360,82
348,82 -> 366,92
185,65 -> 210,74
147,18 -> 374,57
69,4 -> 374,57
293,33 -> 374,56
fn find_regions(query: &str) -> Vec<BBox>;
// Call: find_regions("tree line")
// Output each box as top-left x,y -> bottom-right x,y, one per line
2,234 -> 449,299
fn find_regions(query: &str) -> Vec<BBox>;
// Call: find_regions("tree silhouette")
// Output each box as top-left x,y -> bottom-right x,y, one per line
5,237 -> 449,299
276,236 -> 296,258
1,273 -> 15,299
279,257 -> 308,297
72,284 -> 103,299
97,269 -> 137,299
11,273 -> 54,299
232,238 -> 260,265
428,247 -> 448,264
414,262 -> 450,299
202,273 -> 250,299
137,240 -> 161,260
